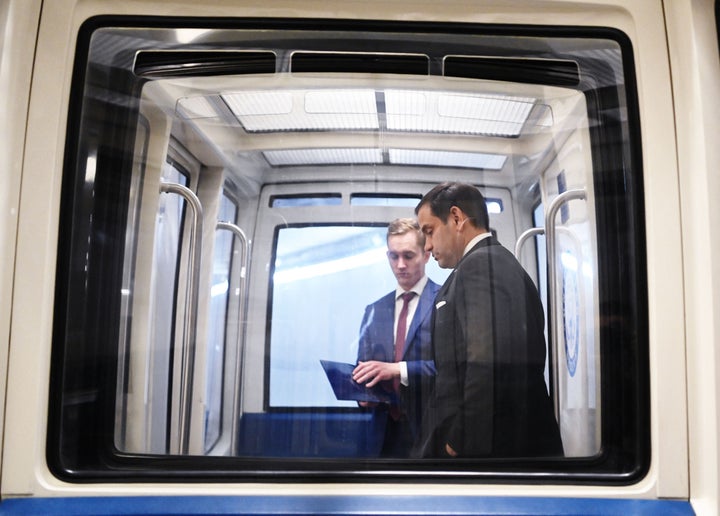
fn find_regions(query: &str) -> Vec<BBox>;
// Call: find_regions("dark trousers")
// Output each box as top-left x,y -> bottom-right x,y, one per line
380,413 -> 414,458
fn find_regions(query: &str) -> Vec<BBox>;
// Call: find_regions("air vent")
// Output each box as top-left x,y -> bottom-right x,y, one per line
444,56 -> 580,87
291,52 -> 429,75
133,51 -> 276,78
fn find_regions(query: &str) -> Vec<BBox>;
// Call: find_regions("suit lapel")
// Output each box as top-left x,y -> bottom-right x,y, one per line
402,281 -> 437,358
437,269 -> 455,300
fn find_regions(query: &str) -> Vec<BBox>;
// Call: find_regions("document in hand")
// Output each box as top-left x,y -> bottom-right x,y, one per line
320,360 -> 398,404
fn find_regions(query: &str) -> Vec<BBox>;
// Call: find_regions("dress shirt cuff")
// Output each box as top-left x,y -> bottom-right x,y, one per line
400,361 -> 408,386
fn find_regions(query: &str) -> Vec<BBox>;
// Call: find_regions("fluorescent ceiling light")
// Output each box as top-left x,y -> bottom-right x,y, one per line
264,148 -> 383,166
198,88 -> 536,136
263,146 -> 507,168
385,89 -> 535,136
176,96 -> 219,119
304,90 -> 376,114
223,90 -> 293,115
389,148 -> 506,170
222,89 -> 379,132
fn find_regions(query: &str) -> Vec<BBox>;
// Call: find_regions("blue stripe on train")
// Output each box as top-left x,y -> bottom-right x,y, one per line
0,495 -> 694,515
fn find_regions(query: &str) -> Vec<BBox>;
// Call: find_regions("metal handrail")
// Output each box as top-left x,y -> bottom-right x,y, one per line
514,227 -> 545,258
159,181 -> 203,455
216,221 -> 252,455
545,188 -> 586,423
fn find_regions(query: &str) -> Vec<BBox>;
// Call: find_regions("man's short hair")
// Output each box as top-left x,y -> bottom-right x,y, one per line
387,217 -> 426,248
415,182 -> 489,231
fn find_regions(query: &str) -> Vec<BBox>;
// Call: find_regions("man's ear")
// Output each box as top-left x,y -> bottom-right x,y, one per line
449,206 -> 464,227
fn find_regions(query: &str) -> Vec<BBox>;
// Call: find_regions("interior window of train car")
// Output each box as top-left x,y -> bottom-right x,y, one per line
269,225 -> 392,409
350,193 -> 422,207
270,194 -> 343,207
49,19 -> 647,482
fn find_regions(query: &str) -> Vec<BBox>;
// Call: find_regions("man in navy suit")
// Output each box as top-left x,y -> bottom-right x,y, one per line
413,182 -> 563,458
353,218 -> 441,457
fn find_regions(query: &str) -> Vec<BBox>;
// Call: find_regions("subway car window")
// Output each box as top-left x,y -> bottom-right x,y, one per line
49,20 -> 646,480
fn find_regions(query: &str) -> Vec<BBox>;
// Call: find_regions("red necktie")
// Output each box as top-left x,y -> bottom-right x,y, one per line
395,291 -> 415,363
393,291 -> 416,393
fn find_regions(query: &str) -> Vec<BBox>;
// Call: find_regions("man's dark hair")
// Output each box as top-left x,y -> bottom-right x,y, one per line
415,182 -> 490,230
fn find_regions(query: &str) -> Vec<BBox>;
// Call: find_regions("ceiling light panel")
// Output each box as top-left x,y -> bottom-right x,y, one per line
389,148 -> 507,170
385,89 -> 535,137
264,148 -> 383,166
222,89 -> 379,132
224,90 -> 293,115
176,96 -> 219,119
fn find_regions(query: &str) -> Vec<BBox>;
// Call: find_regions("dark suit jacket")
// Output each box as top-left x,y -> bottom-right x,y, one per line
413,237 -> 563,458
357,279 -> 441,437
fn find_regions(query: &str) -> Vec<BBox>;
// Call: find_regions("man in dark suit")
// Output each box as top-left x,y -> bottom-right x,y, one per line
352,218 -> 441,457
413,182 -> 563,458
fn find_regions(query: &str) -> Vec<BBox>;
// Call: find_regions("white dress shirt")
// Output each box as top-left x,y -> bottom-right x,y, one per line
463,232 -> 493,257
394,275 -> 429,386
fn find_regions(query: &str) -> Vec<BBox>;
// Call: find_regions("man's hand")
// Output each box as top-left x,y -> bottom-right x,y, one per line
445,443 -> 458,457
352,360 -> 400,388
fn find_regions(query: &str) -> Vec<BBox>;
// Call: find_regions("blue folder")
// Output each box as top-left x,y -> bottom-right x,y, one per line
320,360 -> 398,404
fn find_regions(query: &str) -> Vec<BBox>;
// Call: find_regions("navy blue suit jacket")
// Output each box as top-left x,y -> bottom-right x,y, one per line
357,279 -> 441,437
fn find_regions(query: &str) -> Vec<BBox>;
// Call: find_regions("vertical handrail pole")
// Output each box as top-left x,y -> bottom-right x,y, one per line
544,188 -> 586,425
216,221 -> 252,456
160,181 -> 203,455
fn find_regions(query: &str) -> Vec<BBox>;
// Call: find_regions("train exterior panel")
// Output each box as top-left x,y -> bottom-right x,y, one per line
0,0 -> 717,514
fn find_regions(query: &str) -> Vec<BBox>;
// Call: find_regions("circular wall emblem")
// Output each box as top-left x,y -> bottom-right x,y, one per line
562,260 -> 580,377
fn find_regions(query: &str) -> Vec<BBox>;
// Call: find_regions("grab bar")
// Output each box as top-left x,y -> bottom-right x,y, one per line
216,222 -> 252,455
514,227 -> 545,258
160,181 -> 203,455
545,188 -> 586,423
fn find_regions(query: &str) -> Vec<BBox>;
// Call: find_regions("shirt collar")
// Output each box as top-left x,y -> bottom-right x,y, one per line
463,232 -> 493,257
396,275 -> 428,299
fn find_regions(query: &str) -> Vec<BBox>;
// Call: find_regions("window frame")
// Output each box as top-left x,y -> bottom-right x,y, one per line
48,16 -> 648,484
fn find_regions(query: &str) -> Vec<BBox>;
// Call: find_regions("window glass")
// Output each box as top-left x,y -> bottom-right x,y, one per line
271,194 -> 342,207
270,226 -> 388,408
350,194 -> 421,207
50,20 -> 646,481
269,224 -> 450,408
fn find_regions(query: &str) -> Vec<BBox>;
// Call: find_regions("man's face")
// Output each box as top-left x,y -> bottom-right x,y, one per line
386,232 -> 430,291
417,204 -> 462,269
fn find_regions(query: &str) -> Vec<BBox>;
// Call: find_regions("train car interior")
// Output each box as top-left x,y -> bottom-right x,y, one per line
50,21 -> 645,480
